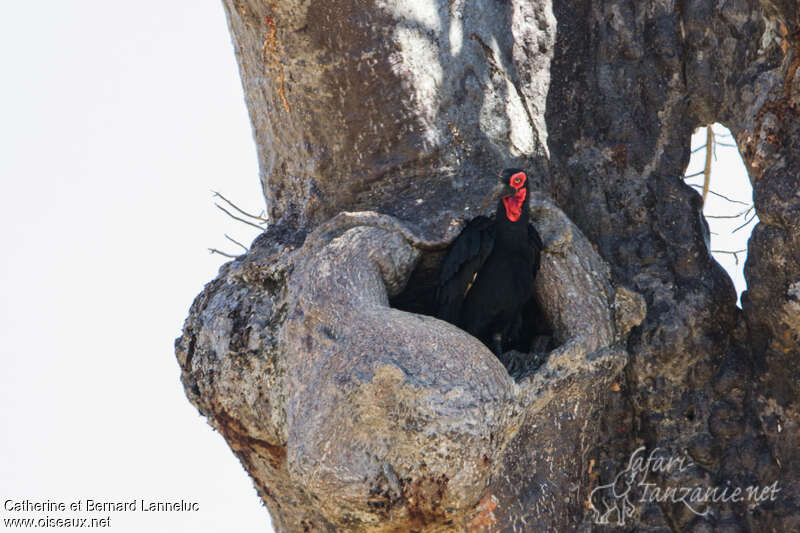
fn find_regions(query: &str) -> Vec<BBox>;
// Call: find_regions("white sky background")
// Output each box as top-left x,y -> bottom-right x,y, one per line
0,2 -> 272,532
0,3 -> 754,533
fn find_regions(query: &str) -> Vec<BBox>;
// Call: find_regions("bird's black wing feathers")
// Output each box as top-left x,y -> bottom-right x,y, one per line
528,223 -> 543,277
435,216 -> 495,324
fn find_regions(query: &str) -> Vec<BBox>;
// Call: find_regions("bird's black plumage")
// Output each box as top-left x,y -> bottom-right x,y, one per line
435,169 -> 543,355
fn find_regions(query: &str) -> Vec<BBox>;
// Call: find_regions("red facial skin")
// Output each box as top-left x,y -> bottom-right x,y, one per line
502,172 -> 527,222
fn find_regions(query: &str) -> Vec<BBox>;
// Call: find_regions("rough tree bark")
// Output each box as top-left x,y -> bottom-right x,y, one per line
176,1 -> 800,531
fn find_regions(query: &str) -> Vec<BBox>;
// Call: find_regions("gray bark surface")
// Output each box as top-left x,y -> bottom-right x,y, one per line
176,1 -> 800,531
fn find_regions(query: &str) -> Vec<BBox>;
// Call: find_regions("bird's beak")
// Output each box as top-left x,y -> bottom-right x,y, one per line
480,182 -> 516,211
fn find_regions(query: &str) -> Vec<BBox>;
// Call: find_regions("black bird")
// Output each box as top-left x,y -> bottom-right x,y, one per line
435,168 -> 543,356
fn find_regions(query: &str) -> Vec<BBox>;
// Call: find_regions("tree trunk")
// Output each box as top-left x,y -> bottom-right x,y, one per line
176,1 -> 800,531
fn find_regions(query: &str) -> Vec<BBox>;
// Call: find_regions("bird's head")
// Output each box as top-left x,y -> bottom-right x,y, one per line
481,168 -> 528,222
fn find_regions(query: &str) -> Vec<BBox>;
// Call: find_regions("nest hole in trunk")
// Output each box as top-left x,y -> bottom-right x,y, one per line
389,246 -> 558,380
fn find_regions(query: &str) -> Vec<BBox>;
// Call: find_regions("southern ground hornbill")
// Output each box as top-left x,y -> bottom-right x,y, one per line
435,169 -> 548,375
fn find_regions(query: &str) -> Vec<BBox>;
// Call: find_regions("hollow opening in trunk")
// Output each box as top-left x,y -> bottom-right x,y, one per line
390,246 -> 557,380
683,123 -> 757,308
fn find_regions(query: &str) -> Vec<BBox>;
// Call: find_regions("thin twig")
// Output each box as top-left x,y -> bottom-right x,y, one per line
702,126 -> 714,205
704,207 -> 753,219
685,170 -> 704,178
711,249 -> 747,265
704,214 -> 746,219
716,141 -> 738,148
213,191 -> 268,223
215,203 -> 266,230
705,188 -> 751,206
687,184 -> 750,206
225,233 -> 249,252
691,144 -> 707,154
732,212 -> 758,233
208,248 -> 239,258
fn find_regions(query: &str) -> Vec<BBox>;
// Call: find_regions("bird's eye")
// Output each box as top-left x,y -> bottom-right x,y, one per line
510,172 -> 526,188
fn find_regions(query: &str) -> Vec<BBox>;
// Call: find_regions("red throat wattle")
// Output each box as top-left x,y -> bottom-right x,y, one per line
502,188 -> 526,222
